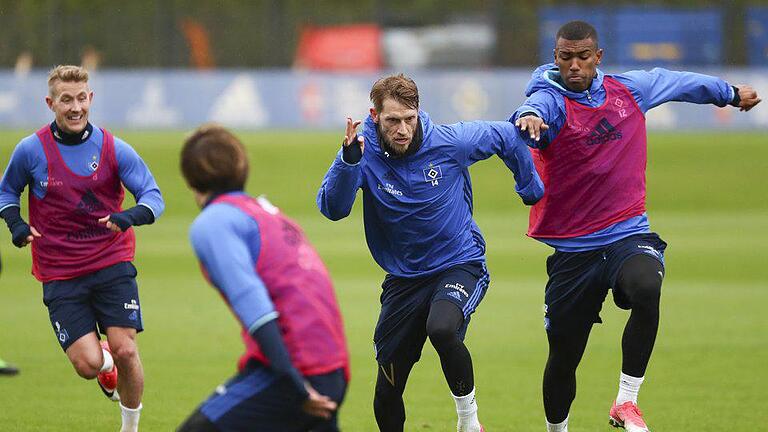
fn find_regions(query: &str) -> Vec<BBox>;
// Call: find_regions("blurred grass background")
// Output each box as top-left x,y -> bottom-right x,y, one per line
0,130 -> 766,431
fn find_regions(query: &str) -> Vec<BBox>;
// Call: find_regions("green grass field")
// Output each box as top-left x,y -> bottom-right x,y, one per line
0,130 -> 766,431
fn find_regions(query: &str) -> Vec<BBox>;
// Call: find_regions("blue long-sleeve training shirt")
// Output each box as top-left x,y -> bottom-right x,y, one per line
511,64 -> 736,252
317,111 -> 544,278
189,192 -> 278,333
0,124 -> 164,218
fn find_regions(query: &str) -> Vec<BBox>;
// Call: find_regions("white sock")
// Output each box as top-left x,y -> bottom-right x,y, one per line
616,372 -> 645,405
120,402 -> 142,432
100,348 -> 114,373
453,388 -> 481,432
546,416 -> 568,432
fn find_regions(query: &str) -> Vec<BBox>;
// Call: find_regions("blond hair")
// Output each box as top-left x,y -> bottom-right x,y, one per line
47,65 -> 89,96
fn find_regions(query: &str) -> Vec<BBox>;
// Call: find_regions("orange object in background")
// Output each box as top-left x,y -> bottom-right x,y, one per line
295,24 -> 382,71
181,18 -> 215,69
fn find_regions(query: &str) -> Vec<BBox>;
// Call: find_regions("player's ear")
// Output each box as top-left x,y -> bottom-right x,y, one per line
88,90 -> 94,102
552,48 -> 557,62
595,48 -> 603,65
370,107 -> 379,123
45,96 -> 54,110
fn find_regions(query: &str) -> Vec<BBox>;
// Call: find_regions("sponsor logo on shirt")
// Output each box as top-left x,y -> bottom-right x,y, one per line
586,118 -> 622,146
40,177 -> 64,188
377,183 -> 403,196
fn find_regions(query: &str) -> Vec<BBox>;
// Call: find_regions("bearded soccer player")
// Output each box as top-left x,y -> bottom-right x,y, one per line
0,65 -> 164,431
510,21 -> 761,432
318,74 -> 544,432
178,125 -> 349,432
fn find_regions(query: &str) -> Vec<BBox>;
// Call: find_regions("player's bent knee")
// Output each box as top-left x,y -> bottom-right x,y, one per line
626,277 -> 661,310
427,323 -> 457,350
71,356 -> 101,379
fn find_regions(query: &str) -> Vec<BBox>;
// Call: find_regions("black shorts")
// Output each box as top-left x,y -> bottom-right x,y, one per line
42,261 -> 143,351
198,362 -> 347,432
543,233 -> 667,334
373,262 -> 489,365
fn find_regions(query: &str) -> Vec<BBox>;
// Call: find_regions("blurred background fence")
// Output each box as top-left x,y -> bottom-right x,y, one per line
1,1 -> 766,69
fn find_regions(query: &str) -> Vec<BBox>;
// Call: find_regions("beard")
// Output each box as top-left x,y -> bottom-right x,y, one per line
378,125 -> 412,158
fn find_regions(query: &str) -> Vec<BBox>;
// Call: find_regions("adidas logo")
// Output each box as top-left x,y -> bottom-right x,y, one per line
382,171 -> 396,181
76,189 -> 107,214
586,118 -> 622,146
447,291 -> 463,301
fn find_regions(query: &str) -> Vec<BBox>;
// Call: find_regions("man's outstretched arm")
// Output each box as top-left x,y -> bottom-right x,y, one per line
454,120 -> 544,205
617,68 -> 761,112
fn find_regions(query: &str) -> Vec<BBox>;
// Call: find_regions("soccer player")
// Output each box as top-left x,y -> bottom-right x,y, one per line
511,21 -> 761,432
0,65 -> 164,431
317,74 -> 544,432
178,125 -> 349,432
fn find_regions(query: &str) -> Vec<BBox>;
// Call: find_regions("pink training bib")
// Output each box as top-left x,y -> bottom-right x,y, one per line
528,77 -> 648,238
212,194 -> 350,380
29,126 -> 135,282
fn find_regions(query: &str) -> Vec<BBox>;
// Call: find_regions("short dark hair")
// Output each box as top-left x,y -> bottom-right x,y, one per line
180,124 -> 249,193
370,73 -> 419,113
556,20 -> 599,47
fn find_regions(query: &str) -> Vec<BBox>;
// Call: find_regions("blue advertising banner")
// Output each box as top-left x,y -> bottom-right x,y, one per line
748,7 -> 768,66
0,69 -> 765,131
539,7 -> 722,67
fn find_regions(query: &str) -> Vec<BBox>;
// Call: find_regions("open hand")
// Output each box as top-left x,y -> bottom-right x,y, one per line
344,117 -> 365,152
515,115 -> 549,142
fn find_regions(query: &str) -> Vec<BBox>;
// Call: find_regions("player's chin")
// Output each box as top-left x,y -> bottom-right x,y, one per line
392,140 -> 411,153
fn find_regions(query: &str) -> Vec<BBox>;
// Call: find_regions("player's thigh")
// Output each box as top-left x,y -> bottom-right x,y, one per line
64,331 -> 103,372
90,262 -> 144,333
606,233 -> 667,309
429,261 -> 489,339
543,250 -> 610,333
42,277 -> 99,352
373,275 -> 432,366
198,365 -> 339,432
